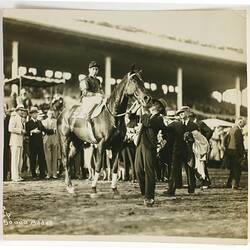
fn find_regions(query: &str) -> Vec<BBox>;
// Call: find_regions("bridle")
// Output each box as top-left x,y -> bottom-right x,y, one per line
105,72 -> 144,118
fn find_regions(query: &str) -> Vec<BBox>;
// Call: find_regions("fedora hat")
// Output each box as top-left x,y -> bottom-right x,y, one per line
15,104 -> 26,112
88,61 -> 100,69
176,106 -> 190,115
153,98 -> 168,114
29,106 -> 39,114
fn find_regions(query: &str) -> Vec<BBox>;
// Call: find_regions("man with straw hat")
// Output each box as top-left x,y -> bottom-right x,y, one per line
8,104 -> 27,182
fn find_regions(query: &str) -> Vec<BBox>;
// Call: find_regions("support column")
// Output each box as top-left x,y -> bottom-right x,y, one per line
177,67 -> 183,110
235,76 -> 241,119
105,56 -> 112,96
11,41 -> 19,94
11,41 -> 19,78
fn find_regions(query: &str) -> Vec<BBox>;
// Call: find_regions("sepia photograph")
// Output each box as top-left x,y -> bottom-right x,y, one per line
1,7 -> 248,243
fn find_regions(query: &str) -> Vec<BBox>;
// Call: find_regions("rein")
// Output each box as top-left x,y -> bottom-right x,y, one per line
105,100 -> 140,117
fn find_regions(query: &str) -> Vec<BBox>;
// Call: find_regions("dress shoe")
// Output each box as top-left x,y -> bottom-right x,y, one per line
163,190 -> 175,197
144,199 -> 155,207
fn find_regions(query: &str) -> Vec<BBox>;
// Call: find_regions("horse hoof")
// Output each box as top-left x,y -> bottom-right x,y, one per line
66,186 -> 75,194
112,188 -> 121,198
91,187 -> 97,193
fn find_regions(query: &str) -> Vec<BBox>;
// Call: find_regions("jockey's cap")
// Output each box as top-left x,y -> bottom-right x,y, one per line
89,61 -> 100,69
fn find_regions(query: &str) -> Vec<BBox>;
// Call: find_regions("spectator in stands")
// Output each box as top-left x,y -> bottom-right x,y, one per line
225,117 -> 246,189
8,104 -> 27,182
26,107 -> 55,180
42,110 -> 58,179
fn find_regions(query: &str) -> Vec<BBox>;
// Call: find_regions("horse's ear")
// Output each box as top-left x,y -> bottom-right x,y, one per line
130,64 -> 136,73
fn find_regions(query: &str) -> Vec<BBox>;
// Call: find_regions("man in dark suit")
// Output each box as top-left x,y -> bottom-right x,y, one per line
135,98 -> 167,207
225,117 -> 246,189
26,107 -> 55,179
164,106 -> 199,196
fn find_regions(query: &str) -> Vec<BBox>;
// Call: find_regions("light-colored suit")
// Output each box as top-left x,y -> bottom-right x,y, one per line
42,118 -> 57,177
8,112 -> 25,181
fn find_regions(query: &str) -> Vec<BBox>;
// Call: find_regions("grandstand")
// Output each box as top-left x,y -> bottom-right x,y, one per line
3,9 -> 247,120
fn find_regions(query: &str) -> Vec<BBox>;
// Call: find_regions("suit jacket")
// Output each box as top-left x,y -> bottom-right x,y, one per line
197,121 -> 213,141
226,126 -> 245,158
165,120 -> 198,161
138,113 -> 166,150
26,119 -> 54,147
8,112 -> 25,147
4,114 -> 10,148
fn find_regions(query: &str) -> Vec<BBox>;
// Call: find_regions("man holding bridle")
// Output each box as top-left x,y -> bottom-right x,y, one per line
135,98 -> 168,207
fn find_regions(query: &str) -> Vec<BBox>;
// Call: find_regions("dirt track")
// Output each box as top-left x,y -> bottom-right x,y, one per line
3,170 -> 248,239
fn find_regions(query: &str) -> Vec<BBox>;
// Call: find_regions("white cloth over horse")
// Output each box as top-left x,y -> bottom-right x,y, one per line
80,95 -> 104,118
69,95 -> 106,144
192,130 -> 210,179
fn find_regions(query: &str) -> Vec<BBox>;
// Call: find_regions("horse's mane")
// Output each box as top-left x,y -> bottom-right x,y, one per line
106,74 -> 128,115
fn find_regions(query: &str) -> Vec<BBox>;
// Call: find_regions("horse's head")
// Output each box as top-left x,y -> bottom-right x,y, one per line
52,95 -> 64,112
125,68 -> 151,106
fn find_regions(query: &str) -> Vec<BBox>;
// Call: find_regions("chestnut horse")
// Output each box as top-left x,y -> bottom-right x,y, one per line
57,69 -> 150,194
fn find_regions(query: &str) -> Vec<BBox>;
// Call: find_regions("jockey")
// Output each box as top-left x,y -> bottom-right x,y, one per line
79,61 -> 104,120
79,61 -> 104,101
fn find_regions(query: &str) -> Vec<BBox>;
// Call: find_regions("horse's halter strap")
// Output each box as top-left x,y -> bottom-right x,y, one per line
105,72 -> 142,118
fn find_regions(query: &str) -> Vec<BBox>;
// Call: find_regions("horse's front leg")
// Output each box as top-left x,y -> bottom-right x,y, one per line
91,140 -> 104,193
111,150 -> 120,195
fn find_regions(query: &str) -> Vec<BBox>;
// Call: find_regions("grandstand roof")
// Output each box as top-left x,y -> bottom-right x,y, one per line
3,9 -> 247,96
3,9 -> 246,64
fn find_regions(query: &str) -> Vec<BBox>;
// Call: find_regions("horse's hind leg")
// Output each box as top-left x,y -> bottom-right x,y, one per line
84,145 -> 94,180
